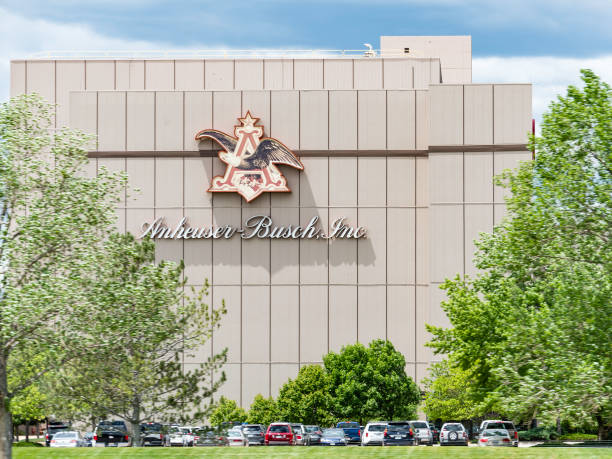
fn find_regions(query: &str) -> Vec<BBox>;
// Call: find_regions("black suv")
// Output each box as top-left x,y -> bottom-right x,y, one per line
383,421 -> 415,446
141,422 -> 166,446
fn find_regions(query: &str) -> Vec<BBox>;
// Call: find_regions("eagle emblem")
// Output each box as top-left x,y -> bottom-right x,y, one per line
195,111 -> 304,202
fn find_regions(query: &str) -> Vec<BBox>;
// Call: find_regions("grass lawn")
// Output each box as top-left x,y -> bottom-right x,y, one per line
12,446 -> 612,459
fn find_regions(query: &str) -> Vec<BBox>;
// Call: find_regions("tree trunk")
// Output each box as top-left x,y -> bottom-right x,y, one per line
24,421 -> 29,443
130,399 -> 141,447
0,355 -> 13,459
596,411 -> 608,441
556,417 -> 561,435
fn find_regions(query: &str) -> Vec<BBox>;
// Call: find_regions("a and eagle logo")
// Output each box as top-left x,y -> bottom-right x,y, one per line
195,112 -> 304,202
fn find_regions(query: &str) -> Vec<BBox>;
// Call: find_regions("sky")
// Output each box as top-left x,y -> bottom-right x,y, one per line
1,0 -> 612,122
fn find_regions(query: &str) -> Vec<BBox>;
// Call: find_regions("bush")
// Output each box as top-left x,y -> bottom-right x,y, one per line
13,441 -> 43,447
559,433 -> 598,441
518,427 -> 559,441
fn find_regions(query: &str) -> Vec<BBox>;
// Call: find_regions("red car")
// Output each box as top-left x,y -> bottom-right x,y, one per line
265,423 -> 294,445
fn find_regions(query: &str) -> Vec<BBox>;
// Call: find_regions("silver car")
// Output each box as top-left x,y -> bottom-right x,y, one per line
291,423 -> 307,445
479,420 -> 519,446
227,427 -> 248,447
478,428 -> 513,447
50,431 -> 84,447
439,423 -> 468,446
410,420 -> 433,445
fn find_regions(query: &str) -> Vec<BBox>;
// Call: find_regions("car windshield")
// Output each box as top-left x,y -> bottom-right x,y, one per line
291,425 -> 302,432
368,425 -> 386,432
243,427 -> 262,433
54,432 -> 77,439
484,429 -> 509,437
228,430 -> 242,437
305,426 -> 320,433
337,422 -> 359,428
412,422 -> 428,429
444,424 -> 464,431
269,425 -> 289,433
142,424 -> 162,432
323,429 -> 345,437
179,428 -> 192,434
388,423 -> 410,431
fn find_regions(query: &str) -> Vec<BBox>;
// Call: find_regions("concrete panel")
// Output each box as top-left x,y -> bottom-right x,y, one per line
293,60 -> 323,89
415,156 -> 429,207
323,60 -> 353,89
126,92 -> 155,151
184,208 -> 213,285
386,91 -> 416,149
299,209 -> 328,283
215,363 -> 241,402
26,61 -> 55,103
114,208 -> 126,234
264,60 -> 293,90
387,285 -> 416,360
212,208 -> 242,284
300,157 -> 328,207
416,363 -> 433,385
183,324 -> 211,364
300,286 -> 328,362
387,157 -> 415,206
387,208 -> 415,284
357,91 -> 386,150
175,60 -> 204,90
494,85 -> 532,144
430,59 -> 441,84
271,364 -> 299,396
300,91 -> 328,150
126,158 -> 154,207
429,152 -> 463,204
416,208 -> 429,285
329,208 -> 357,284
242,91 -> 271,137
125,208 -> 153,237
358,285 -> 386,344
271,286 -> 299,363
354,59 -> 383,89
415,285 -> 433,362
116,60 -> 145,90
358,157 -> 386,206
443,69 -> 472,84
329,91 -> 357,150
270,207 -> 299,284
464,85 -> 493,145
205,60 -> 234,90
329,285 -> 357,352
465,204 -> 493,278
242,364 -> 270,405
212,284 -> 241,363
69,92 -> 97,150
145,60 -> 174,90
10,61 -> 26,97
155,158 -> 183,207
155,239 -> 182,266
494,203 -> 508,226
429,284 -> 451,329
242,221 -> 270,284
329,157 -> 356,206
155,92 -> 183,151
271,168 -> 300,207
270,91 -> 299,150
185,91 -> 213,151
383,59 -> 413,89
242,286 -> 269,363
413,60 -> 431,89
76,158 -> 97,179
494,151 -> 531,202
358,208 -> 386,284
85,60 -> 114,90
235,60 -> 264,90
415,90 -> 429,150
185,156 -> 213,207
464,152 -> 493,203
429,85 -> 463,146
430,204 -> 463,283
56,61 -> 85,128
98,92 -> 126,151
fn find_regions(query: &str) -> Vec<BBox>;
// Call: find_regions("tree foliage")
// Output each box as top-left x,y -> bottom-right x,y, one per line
246,394 -> 278,426
209,397 -> 247,426
427,70 -> 612,438
324,340 -> 420,424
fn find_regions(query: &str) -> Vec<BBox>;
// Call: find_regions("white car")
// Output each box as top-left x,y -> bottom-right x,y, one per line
168,426 -> 190,446
439,423 -> 468,446
410,420 -> 434,445
479,420 -> 519,447
179,427 -> 196,446
478,428 -> 513,447
361,422 -> 386,446
50,431 -> 84,447
227,427 -> 248,446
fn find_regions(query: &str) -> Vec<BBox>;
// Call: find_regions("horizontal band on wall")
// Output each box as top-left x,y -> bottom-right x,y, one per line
87,144 -> 529,158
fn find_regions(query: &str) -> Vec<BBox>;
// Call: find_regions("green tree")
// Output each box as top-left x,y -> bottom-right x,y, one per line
209,397 -> 247,426
51,234 -> 227,446
276,365 -> 335,426
246,394 -> 278,426
324,340 -> 420,424
0,94 -> 125,458
427,70 -> 611,438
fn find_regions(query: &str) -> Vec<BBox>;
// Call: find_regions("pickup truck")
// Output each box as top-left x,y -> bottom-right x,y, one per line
336,421 -> 361,444
94,421 -> 130,447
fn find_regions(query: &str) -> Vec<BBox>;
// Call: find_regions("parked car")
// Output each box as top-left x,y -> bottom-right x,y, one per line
194,427 -> 229,446
430,425 -> 440,444
83,432 -> 94,447
439,423 -> 468,446
383,421 -> 415,446
336,421 -> 361,444
361,422 -> 387,446
320,428 -> 348,446
179,427 -> 196,446
290,423 -> 307,445
410,420 -> 434,445
265,422 -> 294,445
241,424 -> 265,445
94,421 -> 129,447
140,422 -> 166,446
304,425 -> 323,445
50,431 -> 84,448
168,426 -> 190,447
227,427 -> 248,446
45,423 -> 70,447
478,428 -> 513,447
479,420 -> 519,447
